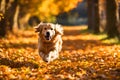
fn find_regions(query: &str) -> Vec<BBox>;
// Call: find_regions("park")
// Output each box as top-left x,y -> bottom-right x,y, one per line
0,0 -> 120,79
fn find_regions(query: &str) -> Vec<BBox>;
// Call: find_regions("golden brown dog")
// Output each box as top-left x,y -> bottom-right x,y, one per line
35,22 -> 63,62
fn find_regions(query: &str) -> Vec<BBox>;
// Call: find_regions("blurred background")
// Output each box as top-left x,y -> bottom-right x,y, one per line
0,0 -> 120,38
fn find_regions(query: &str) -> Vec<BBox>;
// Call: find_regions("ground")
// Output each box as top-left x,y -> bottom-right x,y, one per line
0,26 -> 120,80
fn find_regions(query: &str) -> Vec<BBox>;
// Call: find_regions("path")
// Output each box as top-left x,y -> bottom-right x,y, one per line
0,26 -> 120,79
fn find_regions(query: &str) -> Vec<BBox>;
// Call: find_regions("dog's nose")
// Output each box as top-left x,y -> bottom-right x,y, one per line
46,32 -> 50,36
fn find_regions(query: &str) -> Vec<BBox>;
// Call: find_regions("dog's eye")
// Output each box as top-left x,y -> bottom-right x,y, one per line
44,28 -> 47,30
51,28 -> 53,30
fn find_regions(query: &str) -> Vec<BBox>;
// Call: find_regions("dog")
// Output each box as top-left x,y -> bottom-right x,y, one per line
35,22 -> 63,62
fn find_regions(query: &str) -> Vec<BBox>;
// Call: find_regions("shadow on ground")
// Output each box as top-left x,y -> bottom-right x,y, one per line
0,57 -> 38,69
0,42 -> 37,49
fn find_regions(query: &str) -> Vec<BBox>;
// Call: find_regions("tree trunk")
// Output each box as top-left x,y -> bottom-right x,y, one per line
0,0 -> 18,37
116,1 -> 120,36
0,0 -> 6,37
0,17 -> 6,37
93,0 -> 100,33
106,0 -> 119,38
6,0 -> 18,31
99,0 -> 106,32
87,0 -> 94,30
13,5 -> 20,32
87,0 -> 100,33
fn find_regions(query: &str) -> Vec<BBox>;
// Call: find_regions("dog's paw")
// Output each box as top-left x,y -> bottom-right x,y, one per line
49,51 -> 59,62
39,51 -> 59,63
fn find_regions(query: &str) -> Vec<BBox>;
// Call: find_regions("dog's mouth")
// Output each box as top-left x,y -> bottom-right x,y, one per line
45,36 -> 51,40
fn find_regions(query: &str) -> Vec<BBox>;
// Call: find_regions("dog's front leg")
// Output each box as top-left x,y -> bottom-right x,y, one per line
39,52 -> 50,62
46,50 -> 59,63
39,52 -> 45,58
50,50 -> 59,60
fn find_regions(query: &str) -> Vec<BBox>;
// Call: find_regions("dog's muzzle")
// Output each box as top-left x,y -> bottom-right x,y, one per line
45,32 -> 51,40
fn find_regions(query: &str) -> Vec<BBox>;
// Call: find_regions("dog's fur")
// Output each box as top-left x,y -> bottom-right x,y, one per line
35,22 -> 63,62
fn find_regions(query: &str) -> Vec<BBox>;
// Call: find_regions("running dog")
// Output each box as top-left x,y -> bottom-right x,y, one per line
35,22 -> 63,62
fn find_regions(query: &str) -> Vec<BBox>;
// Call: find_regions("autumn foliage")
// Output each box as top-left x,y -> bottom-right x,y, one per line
0,1 -> 120,79
19,0 -> 82,21
0,26 -> 120,79
0,0 -> 82,37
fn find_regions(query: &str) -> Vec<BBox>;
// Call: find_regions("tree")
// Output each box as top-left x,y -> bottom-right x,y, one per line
87,0 -> 100,33
106,0 -> 120,38
0,0 -> 6,37
34,0 -> 82,22
0,0 -> 18,37
6,0 -> 18,31
99,0 -> 106,32
0,0 -> 82,37
87,0 -> 94,30
93,0 -> 100,33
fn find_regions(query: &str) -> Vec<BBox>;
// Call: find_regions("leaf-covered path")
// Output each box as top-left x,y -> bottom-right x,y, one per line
0,26 -> 120,79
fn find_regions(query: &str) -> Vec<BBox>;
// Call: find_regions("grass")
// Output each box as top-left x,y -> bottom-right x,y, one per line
79,27 -> 120,44
94,33 -> 120,44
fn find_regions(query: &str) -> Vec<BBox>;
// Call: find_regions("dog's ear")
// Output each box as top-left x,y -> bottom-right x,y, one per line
55,24 -> 63,35
34,22 -> 43,33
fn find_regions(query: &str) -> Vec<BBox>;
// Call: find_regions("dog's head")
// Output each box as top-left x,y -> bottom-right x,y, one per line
35,22 -> 63,41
